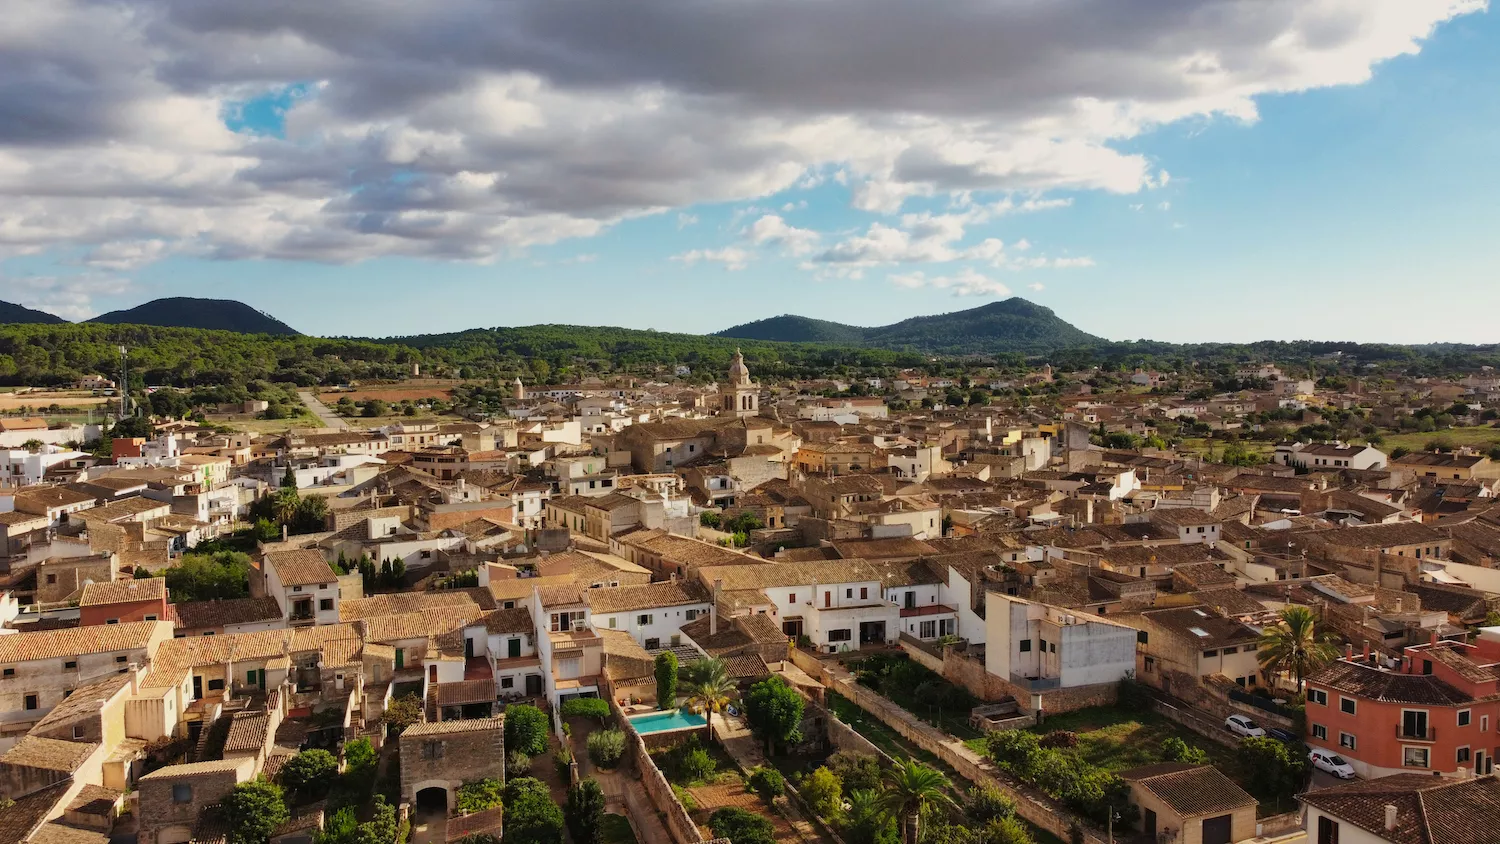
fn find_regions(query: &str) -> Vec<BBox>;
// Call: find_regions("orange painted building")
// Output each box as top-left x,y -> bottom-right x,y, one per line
1306,634 -> 1500,779
77,578 -> 170,627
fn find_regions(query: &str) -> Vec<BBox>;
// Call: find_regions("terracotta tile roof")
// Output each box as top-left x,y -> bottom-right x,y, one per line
79,577 -> 166,607
361,606 -> 483,643
1120,762 -> 1255,818
0,782 -> 72,844
1313,522 -> 1445,549
139,759 -> 246,780
223,712 -> 270,754
482,607 -> 534,635
1300,773 -> 1500,844
697,558 -> 938,593
0,620 -> 164,663
30,822 -> 108,844
264,549 -> 338,587
1140,606 -> 1260,649
30,673 -> 131,733
0,736 -> 98,772
13,486 -> 96,510
340,591 -> 484,621
585,581 -> 710,615
1310,659 -> 1478,706
400,717 -> 504,738
172,596 -> 283,629
537,584 -> 585,608
436,679 -> 496,707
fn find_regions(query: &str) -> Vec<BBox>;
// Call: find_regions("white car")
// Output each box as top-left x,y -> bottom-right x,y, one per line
1309,749 -> 1357,780
1225,714 -> 1267,738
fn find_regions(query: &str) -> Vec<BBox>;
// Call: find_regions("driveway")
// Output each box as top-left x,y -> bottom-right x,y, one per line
298,391 -> 350,430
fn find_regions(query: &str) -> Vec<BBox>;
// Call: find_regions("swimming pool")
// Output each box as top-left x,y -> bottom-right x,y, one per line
627,709 -> 707,734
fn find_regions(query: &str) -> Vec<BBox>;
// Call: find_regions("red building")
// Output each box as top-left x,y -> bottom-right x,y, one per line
78,578 -> 169,626
1306,634 -> 1500,779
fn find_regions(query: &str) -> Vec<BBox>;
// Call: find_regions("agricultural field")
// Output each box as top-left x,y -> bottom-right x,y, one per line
0,389 -> 110,412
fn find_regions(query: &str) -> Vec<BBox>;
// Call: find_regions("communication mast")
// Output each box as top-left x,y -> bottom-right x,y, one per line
118,345 -> 130,419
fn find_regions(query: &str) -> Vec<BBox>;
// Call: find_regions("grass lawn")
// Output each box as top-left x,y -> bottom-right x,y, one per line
600,813 -> 637,844
1380,426 -> 1500,454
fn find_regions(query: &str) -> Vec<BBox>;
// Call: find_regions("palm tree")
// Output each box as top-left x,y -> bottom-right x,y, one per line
879,760 -> 955,844
843,789 -> 892,844
685,657 -> 735,743
1257,604 -> 1338,693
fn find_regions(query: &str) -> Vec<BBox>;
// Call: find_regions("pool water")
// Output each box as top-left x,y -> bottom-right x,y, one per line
628,709 -> 708,734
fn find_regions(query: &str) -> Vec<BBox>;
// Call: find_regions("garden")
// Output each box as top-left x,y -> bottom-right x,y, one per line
848,653 -> 982,739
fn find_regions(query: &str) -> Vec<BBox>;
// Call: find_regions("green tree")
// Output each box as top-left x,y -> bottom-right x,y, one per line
222,778 -> 290,844
1257,604 -> 1338,693
502,777 -> 565,844
381,694 -> 424,734
362,399 -> 388,417
355,796 -> 397,844
504,704 -> 550,756
317,807 -> 360,844
747,767 -> 785,801
800,766 -> 843,820
163,551 -> 252,601
684,657 -> 735,743
742,675 -> 804,752
1160,737 -> 1210,765
654,651 -> 679,709
564,779 -> 606,844
281,749 -> 338,803
878,760 -> 955,844
841,789 -> 898,844
707,807 -> 777,844
1238,736 -> 1308,799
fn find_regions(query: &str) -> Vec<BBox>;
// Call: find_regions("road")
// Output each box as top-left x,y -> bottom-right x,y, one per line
297,391 -> 350,430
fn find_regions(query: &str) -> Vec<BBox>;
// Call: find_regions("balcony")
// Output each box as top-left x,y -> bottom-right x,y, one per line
1397,725 -> 1436,742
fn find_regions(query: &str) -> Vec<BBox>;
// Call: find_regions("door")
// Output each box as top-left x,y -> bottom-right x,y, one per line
1402,710 -> 1428,739
395,649 -> 404,669
429,665 -> 438,684
525,674 -> 543,696
1202,815 -> 1232,844
465,638 -> 475,658
508,638 -> 522,659
904,591 -> 916,610
192,675 -> 202,700
1144,810 -> 1157,839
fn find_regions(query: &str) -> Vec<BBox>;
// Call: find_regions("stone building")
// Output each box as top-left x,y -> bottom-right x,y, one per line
398,717 -> 505,815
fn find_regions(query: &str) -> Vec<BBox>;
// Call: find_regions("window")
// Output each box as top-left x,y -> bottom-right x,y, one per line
1317,816 -> 1340,844
608,617 -> 617,629
1019,640 -> 1032,653
1340,697 -> 1356,715
1309,689 -> 1328,706
1459,746 -> 1472,764
106,619 -> 119,625
1459,710 -> 1472,727
1404,747 -> 1429,768
685,609 -> 699,621
46,574 -> 56,585
788,594 -> 796,605
637,614 -> 654,626
208,679 -> 225,691
1136,631 -> 1149,644
845,588 -> 853,599
1049,642 -> 1056,654
145,614 -> 158,621
644,638 -> 660,650
919,620 -> 937,638
1339,733 -> 1356,750
172,784 -> 193,804
828,629 -> 852,642
1222,646 -> 1238,655
422,741 -> 445,760
72,725 -> 85,739
319,598 -> 334,611
1203,649 -> 1219,658
501,677 -> 514,689
1143,656 -> 1155,673
1484,716 -> 1490,733
859,587 -> 868,600
2,668 -> 12,677
116,656 -> 127,664
292,586 -> 302,593
24,694 -> 38,711
64,661 -> 76,670
1312,724 -> 1328,740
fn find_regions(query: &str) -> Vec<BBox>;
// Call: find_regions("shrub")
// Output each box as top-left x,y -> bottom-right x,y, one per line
555,745 -> 575,781
983,815 -> 1036,844
222,778 -> 289,844
565,780 -> 606,844
561,698 -> 611,720
747,767 -> 785,801
965,785 -> 1016,823
507,751 -> 533,778
672,784 -> 698,813
1039,730 -> 1078,749
679,746 -> 717,784
985,729 -> 1041,777
456,778 -> 505,815
708,808 -> 777,844
505,704 -> 550,756
586,730 -> 625,769
827,751 -> 882,794
742,675 -> 805,748
1239,736 -> 1308,798
800,767 -> 843,820
1161,737 -> 1210,765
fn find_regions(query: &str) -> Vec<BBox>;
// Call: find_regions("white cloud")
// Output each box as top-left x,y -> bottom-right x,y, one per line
1158,201 -> 1172,211
677,213 -> 699,229
671,247 -> 751,271
781,200 -> 808,212
1129,203 -> 1145,212
0,0 -> 1477,268
747,214 -> 821,256
560,253 -> 598,264
889,268 -> 1012,297
1049,256 -> 1096,268
1028,282 -> 1046,291
2,272 -> 133,320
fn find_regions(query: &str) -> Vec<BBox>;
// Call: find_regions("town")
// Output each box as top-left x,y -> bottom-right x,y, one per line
0,347 -> 1496,844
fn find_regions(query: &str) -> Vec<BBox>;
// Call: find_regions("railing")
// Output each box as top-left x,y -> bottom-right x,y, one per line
1008,674 -> 1062,692
1397,725 -> 1436,742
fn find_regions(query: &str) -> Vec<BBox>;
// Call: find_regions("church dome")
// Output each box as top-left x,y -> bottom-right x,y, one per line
727,349 -> 752,386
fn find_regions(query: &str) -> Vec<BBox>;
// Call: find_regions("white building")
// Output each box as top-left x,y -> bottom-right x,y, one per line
585,582 -> 712,650
1274,442 -> 1388,471
261,549 -> 342,626
984,593 -> 1138,693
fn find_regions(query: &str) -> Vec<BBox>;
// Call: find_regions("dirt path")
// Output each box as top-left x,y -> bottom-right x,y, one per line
298,391 -> 351,430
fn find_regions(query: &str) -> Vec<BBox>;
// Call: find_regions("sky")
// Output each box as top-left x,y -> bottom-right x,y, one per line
2,0 -> 1497,344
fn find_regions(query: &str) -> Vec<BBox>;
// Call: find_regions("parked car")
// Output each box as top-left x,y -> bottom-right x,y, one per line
1225,714 -> 1267,738
1266,727 -> 1300,743
1309,749 -> 1357,779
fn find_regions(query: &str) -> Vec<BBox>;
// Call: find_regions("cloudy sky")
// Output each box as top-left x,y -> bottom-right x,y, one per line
2,0 -> 1495,342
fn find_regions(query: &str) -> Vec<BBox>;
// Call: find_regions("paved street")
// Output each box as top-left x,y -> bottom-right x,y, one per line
298,390 -> 350,430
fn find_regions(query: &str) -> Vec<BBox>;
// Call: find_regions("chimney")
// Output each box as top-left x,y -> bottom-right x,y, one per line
1345,643 -> 1354,660
128,663 -> 140,695
1363,640 -> 1371,662
1384,804 -> 1398,832
281,523 -> 288,543
1432,629 -> 1440,647
711,579 -> 722,636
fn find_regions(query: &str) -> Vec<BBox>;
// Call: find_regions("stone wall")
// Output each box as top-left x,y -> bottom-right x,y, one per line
612,697 -> 703,844
397,718 -> 505,807
898,640 -> 1118,716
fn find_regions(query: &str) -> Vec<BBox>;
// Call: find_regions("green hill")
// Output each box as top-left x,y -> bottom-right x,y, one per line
86,297 -> 300,335
717,297 -> 1101,354
0,300 -> 67,325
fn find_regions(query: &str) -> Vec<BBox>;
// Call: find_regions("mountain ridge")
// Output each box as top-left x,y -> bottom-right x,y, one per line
85,297 -> 300,335
716,297 -> 1101,354
0,300 -> 67,325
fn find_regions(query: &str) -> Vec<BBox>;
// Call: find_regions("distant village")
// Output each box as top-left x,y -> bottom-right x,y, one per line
1,350 -> 1498,844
